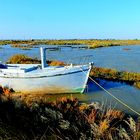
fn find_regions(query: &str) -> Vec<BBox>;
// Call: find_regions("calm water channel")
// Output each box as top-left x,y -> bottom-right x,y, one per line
0,45 -> 140,115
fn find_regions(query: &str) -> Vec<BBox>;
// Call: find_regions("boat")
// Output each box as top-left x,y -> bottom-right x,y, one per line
0,47 -> 92,94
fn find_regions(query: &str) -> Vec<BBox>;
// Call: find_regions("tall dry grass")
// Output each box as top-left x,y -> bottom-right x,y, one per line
0,87 -> 139,140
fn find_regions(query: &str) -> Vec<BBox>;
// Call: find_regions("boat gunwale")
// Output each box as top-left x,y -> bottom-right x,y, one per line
0,68 -> 90,79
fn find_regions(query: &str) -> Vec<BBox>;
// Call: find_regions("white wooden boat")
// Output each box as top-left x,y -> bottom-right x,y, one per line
0,47 -> 92,94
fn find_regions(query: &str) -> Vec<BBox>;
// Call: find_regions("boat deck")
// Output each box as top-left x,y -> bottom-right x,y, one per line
2,64 -> 39,73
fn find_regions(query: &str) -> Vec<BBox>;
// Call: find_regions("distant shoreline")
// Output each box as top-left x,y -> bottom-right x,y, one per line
1,39 -> 140,49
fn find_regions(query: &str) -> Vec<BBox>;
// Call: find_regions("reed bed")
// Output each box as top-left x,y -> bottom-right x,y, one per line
7,54 -> 65,66
90,67 -> 140,89
11,44 -> 33,50
1,39 -> 140,49
0,87 -> 140,140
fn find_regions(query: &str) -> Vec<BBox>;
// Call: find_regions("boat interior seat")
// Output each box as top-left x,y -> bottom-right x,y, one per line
20,65 -> 38,72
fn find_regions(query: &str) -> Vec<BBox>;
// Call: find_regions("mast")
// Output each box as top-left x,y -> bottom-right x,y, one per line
40,47 -> 48,69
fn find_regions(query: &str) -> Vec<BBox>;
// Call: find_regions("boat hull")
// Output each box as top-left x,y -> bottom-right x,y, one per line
0,65 -> 91,94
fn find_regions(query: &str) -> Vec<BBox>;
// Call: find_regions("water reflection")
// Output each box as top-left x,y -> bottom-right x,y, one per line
87,78 -> 125,93
85,79 -> 140,116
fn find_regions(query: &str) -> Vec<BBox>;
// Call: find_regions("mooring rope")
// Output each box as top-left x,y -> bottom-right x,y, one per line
80,67 -> 140,116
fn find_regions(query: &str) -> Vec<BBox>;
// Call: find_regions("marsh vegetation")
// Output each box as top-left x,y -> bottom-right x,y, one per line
7,54 -> 65,66
90,67 -> 140,89
0,88 -> 140,140
1,39 -> 140,49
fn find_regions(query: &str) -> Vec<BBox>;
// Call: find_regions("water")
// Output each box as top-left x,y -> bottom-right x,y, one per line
0,45 -> 140,115
1,45 -> 140,72
86,79 -> 140,115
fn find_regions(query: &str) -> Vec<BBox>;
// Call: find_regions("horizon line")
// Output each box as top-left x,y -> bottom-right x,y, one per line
0,38 -> 140,41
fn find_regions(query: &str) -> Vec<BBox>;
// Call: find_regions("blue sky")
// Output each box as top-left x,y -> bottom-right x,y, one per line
0,0 -> 140,39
